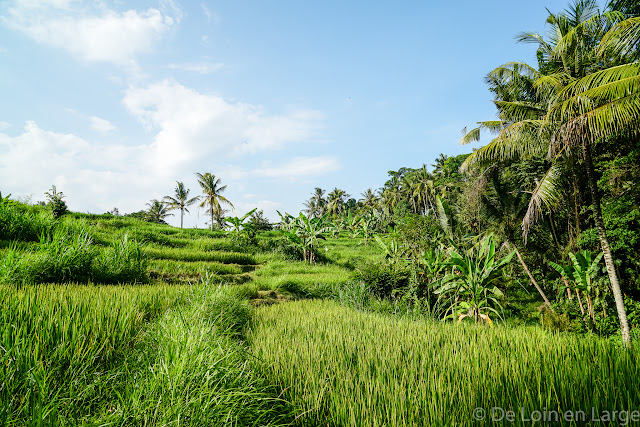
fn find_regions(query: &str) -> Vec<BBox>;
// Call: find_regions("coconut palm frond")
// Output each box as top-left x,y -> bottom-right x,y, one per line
460,120 -> 546,172
557,62 -> 640,99
435,195 -> 452,239
459,121 -> 503,145
493,100 -> 547,121
487,62 -> 541,83
522,164 -> 564,240
553,10 -> 621,59
597,15 -> 640,58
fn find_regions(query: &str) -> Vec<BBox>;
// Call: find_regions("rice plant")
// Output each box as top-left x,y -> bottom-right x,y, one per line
92,233 -> 148,283
145,246 -> 257,265
0,284 -> 185,424
251,299 -> 640,426
93,286 -> 294,426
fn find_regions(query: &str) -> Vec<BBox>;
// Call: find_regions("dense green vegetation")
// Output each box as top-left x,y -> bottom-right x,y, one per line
2,0 -> 639,425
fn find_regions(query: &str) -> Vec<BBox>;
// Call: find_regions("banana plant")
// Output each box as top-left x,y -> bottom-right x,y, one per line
550,250 -> 604,332
342,211 -> 361,238
279,213 -> 331,263
357,213 -> 377,246
276,210 -> 295,232
374,235 -> 404,265
294,213 -> 332,263
226,208 -> 257,241
435,235 -> 513,325
0,192 -> 11,205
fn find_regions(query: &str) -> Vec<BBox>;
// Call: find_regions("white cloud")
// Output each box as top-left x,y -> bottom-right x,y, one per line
2,1 -> 176,65
168,62 -> 224,74
122,79 -> 323,174
0,121 -> 167,213
89,116 -> 116,133
255,156 -> 340,180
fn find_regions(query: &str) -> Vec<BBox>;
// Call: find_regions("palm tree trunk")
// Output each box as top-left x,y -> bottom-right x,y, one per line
582,139 -> 630,345
507,241 -> 554,311
210,205 -> 214,231
180,209 -> 184,228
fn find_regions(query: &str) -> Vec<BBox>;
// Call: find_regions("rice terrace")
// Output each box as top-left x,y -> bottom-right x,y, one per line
2,0 -> 640,426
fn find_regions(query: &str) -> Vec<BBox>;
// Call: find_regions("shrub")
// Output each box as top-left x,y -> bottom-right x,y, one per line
45,186 -> 68,219
353,261 -> 410,299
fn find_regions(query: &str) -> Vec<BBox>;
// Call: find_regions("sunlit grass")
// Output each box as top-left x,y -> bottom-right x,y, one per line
145,246 -> 257,265
252,259 -> 352,297
252,299 -> 640,426
0,284 -> 187,423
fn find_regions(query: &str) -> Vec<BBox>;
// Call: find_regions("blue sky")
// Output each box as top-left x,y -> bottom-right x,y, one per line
0,0 -> 580,227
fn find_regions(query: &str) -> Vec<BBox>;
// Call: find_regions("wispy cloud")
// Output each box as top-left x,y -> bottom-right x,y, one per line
89,116 -> 116,133
255,156 -> 340,180
167,62 -> 224,74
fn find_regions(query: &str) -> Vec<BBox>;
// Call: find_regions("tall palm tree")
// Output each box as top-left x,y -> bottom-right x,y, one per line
326,188 -> 349,217
303,188 -> 327,218
163,181 -> 199,228
410,166 -> 436,215
196,172 -> 234,231
359,188 -> 379,211
460,4 -> 639,344
432,154 -> 449,175
145,199 -> 173,224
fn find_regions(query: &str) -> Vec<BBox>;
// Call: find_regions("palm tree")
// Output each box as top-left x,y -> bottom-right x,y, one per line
359,188 -> 379,211
479,170 -> 554,309
163,181 -> 199,228
196,172 -> 234,231
460,4 -> 639,343
303,187 -> 327,218
326,188 -> 349,217
380,179 -> 402,216
145,199 -> 173,224
432,154 -> 449,175
410,166 -> 436,215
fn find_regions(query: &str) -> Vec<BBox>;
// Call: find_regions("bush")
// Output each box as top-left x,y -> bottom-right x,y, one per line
45,186 -> 68,219
353,261 -> 410,299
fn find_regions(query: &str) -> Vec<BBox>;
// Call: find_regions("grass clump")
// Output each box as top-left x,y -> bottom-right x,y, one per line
95,286 -> 293,426
92,233 -> 148,283
0,225 -> 148,285
0,200 -> 55,242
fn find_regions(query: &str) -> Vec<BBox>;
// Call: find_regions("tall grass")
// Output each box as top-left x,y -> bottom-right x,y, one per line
0,201 -> 55,242
1,284 -> 296,425
87,286 -> 293,425
0,227 -> 148,284
92,233 -> 148,283
251,299 -> 640,426
0,284 -> 185,424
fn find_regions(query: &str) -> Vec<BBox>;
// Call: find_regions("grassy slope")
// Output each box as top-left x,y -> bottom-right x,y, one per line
4,209 -> 638,426
0,213 -> 300,425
